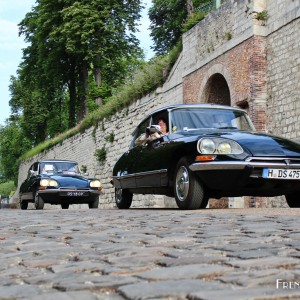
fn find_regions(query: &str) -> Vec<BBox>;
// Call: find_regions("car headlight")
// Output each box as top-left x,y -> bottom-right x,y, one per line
199,139 -> 216,154
197,138 -> 243,155
90,180 -> 102,188
217,142 -> 231,154
40,179 -> 58,187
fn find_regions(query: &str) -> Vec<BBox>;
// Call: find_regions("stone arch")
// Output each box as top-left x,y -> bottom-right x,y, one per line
198,64 -> 233,106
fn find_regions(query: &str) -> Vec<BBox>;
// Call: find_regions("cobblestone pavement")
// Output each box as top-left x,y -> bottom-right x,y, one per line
1,208 -> 300,300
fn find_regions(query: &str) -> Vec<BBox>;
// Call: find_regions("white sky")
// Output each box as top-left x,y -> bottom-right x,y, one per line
0,0 -> 154,126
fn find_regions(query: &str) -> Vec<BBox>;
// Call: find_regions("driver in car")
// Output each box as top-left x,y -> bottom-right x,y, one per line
135,118 -> 168,146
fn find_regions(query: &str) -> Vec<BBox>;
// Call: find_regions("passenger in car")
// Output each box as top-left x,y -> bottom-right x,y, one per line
135,118 -> 168,145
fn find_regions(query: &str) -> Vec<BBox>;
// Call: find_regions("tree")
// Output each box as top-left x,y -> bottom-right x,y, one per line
149,0 -> 210,54
18,0 -> 144,125
0,181 -> 16,198
0,120 -> 31,183
53,0 -> 143,117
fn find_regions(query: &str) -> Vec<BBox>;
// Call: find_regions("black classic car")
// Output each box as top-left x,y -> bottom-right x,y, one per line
112,104 -> 300,210
19,160 -> 102,210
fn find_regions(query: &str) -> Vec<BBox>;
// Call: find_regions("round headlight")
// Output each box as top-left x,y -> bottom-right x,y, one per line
199,139 -> 216,154
49,180 -> 58,187
90,180 -> 102,188
217,142 -> 231,154
40,179 -> 58,187
40,179 -> 50,187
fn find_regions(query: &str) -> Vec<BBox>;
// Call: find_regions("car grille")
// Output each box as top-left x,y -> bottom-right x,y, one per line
246,157 -> 300,164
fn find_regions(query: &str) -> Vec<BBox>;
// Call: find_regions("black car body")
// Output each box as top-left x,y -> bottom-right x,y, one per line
112,104 -> 300,209
19,160 -> 102,210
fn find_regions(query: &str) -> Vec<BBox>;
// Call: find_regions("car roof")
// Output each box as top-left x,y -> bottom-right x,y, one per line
134,103 -> 246,132
37,160 -> 77,164
151,103 -> 245,114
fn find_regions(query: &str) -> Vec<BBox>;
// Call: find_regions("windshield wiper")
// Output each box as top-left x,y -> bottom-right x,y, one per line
216,126 -> 238,130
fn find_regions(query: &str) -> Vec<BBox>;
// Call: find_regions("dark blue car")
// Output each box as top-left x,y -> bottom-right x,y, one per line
112,104 -> 300,209
19,160 -> 102,210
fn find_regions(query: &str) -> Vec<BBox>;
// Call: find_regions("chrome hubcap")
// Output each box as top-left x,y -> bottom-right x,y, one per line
176,166 -> 189,201
115,189 -> 122,203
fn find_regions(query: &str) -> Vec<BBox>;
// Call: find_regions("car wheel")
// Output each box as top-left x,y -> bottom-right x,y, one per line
115,188 -> 132,209
20,200 -> 28,210
285,194 -> 300,208
174,158 -> 206,210
88,197 -> 99,209
34,193 -> 44,210
61,204 -> 69,209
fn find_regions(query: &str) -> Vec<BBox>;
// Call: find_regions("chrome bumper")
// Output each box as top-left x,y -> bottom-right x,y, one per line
189,157 -> 300,171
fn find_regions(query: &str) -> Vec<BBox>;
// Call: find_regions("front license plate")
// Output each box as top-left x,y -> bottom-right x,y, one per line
263,168 -> 300,179
61,191 -> 88,197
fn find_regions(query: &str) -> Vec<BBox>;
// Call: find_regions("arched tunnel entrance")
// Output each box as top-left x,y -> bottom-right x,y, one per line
203,73 -> 231,106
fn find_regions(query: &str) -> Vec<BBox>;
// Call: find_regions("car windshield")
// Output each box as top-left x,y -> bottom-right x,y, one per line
40,162 -> 80,175
170,108 -> 255,132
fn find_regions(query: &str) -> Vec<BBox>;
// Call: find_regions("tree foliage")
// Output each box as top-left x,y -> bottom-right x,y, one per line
0,120 -> 31,183
149,0 -> 210,54
0,181 -> 16,198
14,0 -> 144,142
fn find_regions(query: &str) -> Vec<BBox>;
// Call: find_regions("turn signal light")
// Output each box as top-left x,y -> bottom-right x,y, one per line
195,155 -> 216,161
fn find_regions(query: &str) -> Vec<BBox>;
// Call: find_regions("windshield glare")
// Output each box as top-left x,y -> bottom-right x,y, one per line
170,108 -> 255,132
40,162 -> 80,175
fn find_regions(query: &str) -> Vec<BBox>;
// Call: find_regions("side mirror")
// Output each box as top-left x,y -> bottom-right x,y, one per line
29,170 -> 37,176
146,125 -> 162,135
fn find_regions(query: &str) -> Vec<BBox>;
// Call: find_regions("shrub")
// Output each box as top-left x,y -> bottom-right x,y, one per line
0,181 -> 16,198
95,148 -> 107,163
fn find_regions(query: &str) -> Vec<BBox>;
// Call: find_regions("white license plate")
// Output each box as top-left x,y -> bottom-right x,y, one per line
263,168 -> 300,179
61,191 -> 86,197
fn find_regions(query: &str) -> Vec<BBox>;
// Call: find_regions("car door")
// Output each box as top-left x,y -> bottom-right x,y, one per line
133,136 -> 170,187
115,117 -> 151,189
132,111 -> 171,188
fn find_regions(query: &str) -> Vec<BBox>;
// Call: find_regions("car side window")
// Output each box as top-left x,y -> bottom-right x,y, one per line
33,163 -> 39,172
131,118 -> 151,148
27,164 -> 37,178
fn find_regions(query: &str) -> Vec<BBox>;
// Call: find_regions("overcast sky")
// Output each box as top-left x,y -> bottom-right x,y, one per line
0,0 -> 154,126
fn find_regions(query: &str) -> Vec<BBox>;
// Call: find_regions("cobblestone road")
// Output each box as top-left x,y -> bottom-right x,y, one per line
1,208 -> 300,300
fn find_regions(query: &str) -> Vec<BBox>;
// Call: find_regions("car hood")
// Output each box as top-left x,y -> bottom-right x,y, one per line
48,174 -> 89,188
216,131 -> 300,157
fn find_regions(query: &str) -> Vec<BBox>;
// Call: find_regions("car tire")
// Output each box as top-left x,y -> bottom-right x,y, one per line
20,200 -> 28,210
61,204 -> 69,209
174,157 -> 206,210
285,194 -> 300,208
34,193 -> 44,210
88,197 -> 99,209
115,188 -> 132,209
